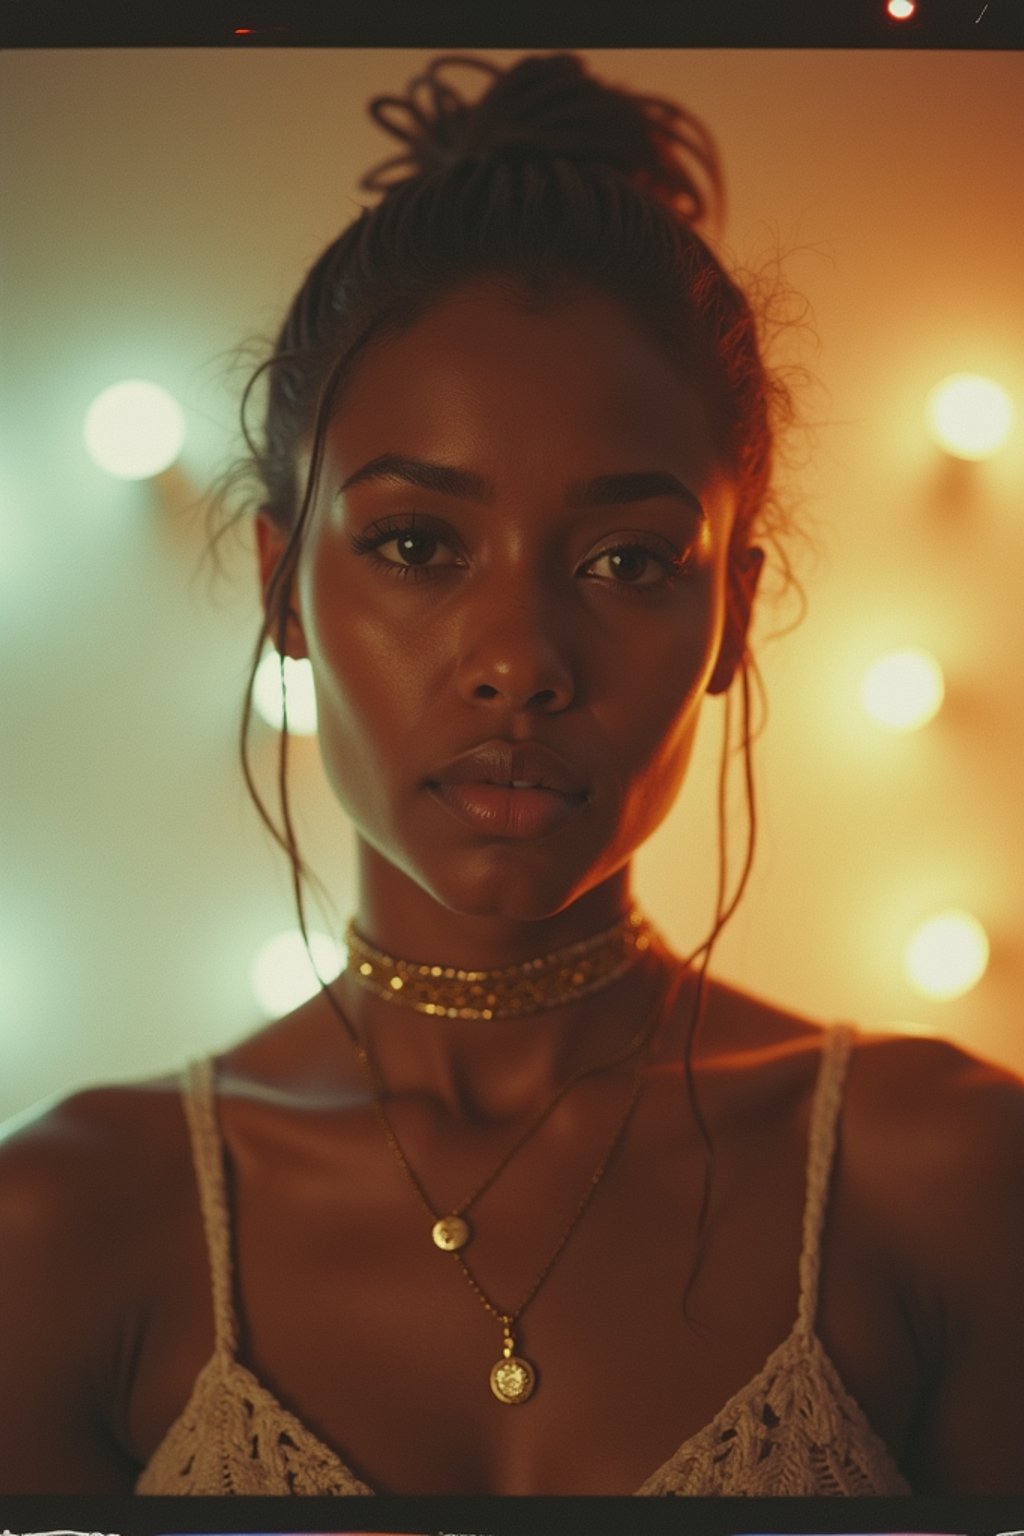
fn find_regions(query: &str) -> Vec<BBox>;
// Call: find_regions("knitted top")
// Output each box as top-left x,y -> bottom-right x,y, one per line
134,1023 -> 913,1495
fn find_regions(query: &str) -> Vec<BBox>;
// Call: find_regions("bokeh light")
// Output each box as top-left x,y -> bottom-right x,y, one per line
903,908 -> 990,1001
925,372 -> 1015,460
253,648 -> 319,735
861,647 -> 945,732
250,928 -> 346,1017
82,378 -> 186,479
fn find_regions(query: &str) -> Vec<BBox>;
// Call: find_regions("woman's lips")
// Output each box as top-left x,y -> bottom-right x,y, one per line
427,738 -> 587,798
428,781 -> 587,838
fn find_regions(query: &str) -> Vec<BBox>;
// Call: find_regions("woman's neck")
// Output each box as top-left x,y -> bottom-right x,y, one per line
331,940 -> 679,1124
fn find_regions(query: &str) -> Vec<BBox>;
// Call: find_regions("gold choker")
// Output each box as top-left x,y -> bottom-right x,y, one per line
342,905 -> 658,1019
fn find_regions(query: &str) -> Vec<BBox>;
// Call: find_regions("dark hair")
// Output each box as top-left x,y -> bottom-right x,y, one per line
202,52 -> 822,1326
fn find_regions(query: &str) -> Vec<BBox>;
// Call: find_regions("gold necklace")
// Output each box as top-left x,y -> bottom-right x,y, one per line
342,905 -> 657,1249
343,905 -> 656,1019
451,1004 -> 662,1406
355,998 -> 658,1251
341,956 -> 684,1403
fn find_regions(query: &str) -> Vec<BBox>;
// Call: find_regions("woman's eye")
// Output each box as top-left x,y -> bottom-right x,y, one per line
585,543 -> 686,586
349,518 -> 456,580
348,517 -> 692,590
378,530 -> 449,567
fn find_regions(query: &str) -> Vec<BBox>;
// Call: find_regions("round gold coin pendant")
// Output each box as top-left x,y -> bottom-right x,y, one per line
432,1215 -> 471,1251
489,1353 -> 536,1404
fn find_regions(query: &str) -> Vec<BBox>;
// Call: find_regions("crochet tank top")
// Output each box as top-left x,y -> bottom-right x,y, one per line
134,1023 -> 913,1495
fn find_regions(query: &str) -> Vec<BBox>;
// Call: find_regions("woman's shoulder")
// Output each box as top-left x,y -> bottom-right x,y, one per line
825,1021 -> 1024,1293
721,991 -> 1024,1313
0,1067 -> 221,1493
835,1026 -> 1024,1492
0,1081 -> 179,1468
839,1021 -> 1024,1153
709,971 -> 1021,1102
772,999 -> 1024,1175
699,976 -> 1024,1173
0,993 -> 362,1199
0,1070 -> 191,1250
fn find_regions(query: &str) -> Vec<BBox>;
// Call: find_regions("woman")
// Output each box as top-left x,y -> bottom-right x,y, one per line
2,51 -> 1023,1498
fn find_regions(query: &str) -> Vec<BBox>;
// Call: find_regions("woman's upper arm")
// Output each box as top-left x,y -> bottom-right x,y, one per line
0,1092 -> 140,1493
900,1046 -> 1024,1493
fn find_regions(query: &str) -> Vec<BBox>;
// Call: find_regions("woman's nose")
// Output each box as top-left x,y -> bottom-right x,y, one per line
454,577 -> 577,712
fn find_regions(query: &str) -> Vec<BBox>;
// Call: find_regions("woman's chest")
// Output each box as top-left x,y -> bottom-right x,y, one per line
122,1051 -> 925,1493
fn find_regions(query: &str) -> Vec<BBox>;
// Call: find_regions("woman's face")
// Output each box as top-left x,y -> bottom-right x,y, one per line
257,276 -> 762,926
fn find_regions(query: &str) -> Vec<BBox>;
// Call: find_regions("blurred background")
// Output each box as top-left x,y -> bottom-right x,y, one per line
2,47 -> 1022,1124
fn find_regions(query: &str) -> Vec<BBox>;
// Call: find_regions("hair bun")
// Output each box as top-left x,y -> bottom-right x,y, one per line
361,52 -> 722,230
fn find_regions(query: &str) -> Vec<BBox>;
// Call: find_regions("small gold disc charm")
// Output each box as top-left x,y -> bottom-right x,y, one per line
432,1215 -> 471,1251
490,1321 -> 536,1403
490,1352 -> 536,1404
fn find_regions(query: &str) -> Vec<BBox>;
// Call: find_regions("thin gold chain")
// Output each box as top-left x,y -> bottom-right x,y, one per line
449,1033 -> 655,1333
354,996 -> 656,1223
358,961 -> 673,1336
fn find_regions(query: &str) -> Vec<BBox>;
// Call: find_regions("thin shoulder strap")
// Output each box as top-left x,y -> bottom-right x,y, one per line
795,1022 -> 857,1336
179,1056 -> 240,1359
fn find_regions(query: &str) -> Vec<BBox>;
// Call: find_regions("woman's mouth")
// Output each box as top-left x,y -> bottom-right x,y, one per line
428,781 -> 588,838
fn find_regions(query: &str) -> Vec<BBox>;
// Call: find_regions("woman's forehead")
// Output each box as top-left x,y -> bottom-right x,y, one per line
324,278 -> 721,466
358,274 -> 690,373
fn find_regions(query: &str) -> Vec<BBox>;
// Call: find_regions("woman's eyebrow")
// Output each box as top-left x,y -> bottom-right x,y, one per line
337,453 -> 705,518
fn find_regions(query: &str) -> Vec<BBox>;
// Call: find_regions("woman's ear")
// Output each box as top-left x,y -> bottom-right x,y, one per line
706,545 -> 764,697
255,507 -> 308,660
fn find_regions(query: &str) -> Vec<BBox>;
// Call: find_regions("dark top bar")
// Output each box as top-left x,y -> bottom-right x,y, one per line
1,0 -> 1022,50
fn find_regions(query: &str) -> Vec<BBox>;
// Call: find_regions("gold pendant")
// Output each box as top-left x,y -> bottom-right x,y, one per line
432,1214 -> 471,1251
490,1353 -> 536,1403
489,1323 -> 536,1404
